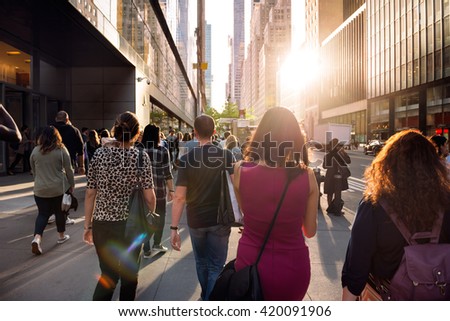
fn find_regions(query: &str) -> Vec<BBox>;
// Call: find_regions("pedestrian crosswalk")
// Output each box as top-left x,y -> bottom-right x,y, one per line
346,176 -> 366,193
314,167 -> 366,194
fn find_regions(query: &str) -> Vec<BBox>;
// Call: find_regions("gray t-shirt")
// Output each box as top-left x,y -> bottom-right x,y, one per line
176,144 -> 234,228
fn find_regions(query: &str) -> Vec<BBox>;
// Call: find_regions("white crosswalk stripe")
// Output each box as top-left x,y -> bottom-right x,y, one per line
347,177 -> 366,192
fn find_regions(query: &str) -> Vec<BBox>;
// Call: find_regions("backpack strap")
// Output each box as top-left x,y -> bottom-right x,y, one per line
378,198 -> 444,245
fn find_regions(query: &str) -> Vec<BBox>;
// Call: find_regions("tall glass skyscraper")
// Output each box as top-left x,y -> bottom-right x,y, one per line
232,0 -> 245,108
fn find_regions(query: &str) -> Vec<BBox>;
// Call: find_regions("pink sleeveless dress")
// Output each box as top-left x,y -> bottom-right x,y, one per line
235,163 -> 311,300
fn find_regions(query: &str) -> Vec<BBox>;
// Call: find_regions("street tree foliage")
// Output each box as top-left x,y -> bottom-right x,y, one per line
220,100 -> 239,119
206,99 -> 257,135
204,105 -> 220,120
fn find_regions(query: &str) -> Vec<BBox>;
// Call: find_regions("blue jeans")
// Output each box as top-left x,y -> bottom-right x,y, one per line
189,224 -> 231,300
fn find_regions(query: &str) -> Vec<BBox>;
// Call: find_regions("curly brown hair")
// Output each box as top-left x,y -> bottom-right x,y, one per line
38,126 -> 64,154
363,129 -> 450,233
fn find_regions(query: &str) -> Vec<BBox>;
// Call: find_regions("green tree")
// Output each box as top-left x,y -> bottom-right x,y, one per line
204,106 -> 220,121
220,100 -> 239,119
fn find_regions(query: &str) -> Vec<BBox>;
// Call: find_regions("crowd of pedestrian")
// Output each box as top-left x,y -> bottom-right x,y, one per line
1,103 -> 450,302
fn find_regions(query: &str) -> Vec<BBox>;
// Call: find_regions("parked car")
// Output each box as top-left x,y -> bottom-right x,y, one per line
364,140 -> 385,156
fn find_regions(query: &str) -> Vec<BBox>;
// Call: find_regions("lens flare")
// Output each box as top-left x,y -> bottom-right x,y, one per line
127,233 -> 146,252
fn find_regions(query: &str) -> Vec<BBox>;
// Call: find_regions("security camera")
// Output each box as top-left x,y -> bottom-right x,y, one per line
137,77 -> 151,85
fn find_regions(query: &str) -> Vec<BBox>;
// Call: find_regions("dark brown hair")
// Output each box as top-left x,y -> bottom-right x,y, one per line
194,115 -> 215,139
111,111 -> 140,143
244,107 -> 309,168
364,129 -> 450,232
38,126 -> 64,154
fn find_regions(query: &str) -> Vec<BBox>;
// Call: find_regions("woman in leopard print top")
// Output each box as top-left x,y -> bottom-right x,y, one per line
83,112 -> 156,301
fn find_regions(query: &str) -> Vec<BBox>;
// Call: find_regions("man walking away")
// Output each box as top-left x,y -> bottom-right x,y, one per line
54,111 -> 85,175
53,110 -> 84,225
170,115 -> 234,301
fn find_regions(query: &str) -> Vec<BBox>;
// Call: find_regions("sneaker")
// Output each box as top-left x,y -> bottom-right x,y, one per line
143,251 -> 152,259
152,244 -> 168,253
7,170 -> 14,175
57,234 -> 70,244
65,217 -> 75,225
31,238 -> 42,255
47,215 -> 55,224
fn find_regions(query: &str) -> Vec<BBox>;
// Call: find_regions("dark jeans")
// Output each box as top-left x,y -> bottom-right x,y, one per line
143,199 -> 166,251
189,224 -> 231,300
34,195 -> 65,235
92,220 -> 142,301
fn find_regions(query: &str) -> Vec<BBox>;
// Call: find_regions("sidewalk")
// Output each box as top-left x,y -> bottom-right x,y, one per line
0,172 -> 353,301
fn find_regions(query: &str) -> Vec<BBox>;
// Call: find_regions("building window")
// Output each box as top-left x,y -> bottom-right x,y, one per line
427,25 -> 434,53
427,53 -> 434,80
435,50 -> 442,79
444,16 -> 450,46
436,20 -> 442,48
427,0 -> 434,25
421,55 -> 427,82
369,99 -> 389,140
444,46 -> 450,76
395,92 -> 420,131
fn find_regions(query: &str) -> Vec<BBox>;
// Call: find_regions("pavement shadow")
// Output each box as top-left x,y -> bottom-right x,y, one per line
304,195 -> 353,300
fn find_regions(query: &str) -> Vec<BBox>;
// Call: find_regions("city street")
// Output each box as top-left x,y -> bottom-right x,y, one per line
0,149 -> 375,301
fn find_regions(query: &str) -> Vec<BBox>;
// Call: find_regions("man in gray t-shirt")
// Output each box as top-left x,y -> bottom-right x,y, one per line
170,115 -> 233,301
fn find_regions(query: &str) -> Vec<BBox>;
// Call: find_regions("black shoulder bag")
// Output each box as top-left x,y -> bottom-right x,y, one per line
124,148 -> 159,240
210,171 -> 296,301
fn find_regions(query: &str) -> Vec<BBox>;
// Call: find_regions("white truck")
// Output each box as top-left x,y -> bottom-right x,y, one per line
312,123 -> 352,148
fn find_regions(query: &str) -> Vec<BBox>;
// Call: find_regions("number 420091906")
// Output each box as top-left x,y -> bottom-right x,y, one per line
259,305 -> 332,317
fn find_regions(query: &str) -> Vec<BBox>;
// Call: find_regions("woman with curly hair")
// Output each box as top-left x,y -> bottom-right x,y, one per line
30,126 -> 74,255
341,129 -> 450,300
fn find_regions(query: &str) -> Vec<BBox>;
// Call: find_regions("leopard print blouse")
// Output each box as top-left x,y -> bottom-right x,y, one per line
87,147 -> 154,221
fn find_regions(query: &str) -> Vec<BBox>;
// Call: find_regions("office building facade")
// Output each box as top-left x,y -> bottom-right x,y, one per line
0,0 -> 196,174
367,0 -> 450,139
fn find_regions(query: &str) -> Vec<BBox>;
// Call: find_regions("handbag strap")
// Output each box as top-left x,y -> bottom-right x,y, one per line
135,147 -> 144,185
254,170 -> 297,265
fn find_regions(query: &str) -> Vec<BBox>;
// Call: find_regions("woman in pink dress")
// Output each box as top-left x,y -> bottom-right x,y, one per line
234,107 -> 319,300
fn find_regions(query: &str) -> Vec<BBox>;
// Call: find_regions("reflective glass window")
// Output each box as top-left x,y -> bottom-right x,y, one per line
444,16 -> 450,46
402,40 -> 407,65
408,36 -> 413,62
401,15 -> 406,40
421,56 -> 427,83
436,20 -> 442,48
436,0 -> 442,19
407,10 -> 413,37
401,63 -> 407,88
427,0 -> 434,25
435,50 -> 442,79
427,25 -> 434,53
421,28 -> 427,56
427,53 -> 435,80
414,32 -> 420,59
444,46 -> 450,76
413,59 -> 420,84
407,61 -> 413,87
